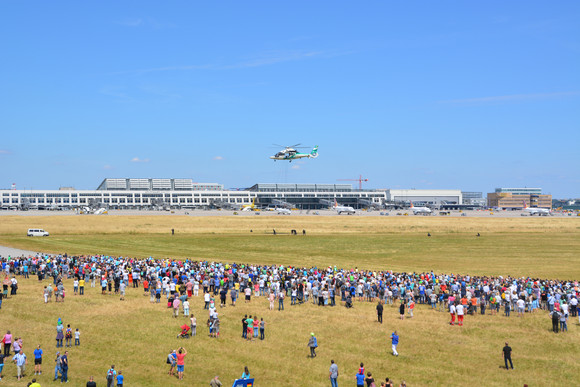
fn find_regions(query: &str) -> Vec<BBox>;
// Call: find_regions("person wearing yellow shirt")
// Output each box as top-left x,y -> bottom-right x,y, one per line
79,278 -> 85,295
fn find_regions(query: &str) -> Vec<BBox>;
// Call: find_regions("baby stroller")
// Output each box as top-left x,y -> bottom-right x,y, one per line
345,295 -> 353,308
297,291 -> 304,305
177,324 -> 191,339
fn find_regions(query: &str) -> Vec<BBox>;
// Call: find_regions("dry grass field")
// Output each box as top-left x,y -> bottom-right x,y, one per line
1,215 -> 579,278
0,215 -> 579,386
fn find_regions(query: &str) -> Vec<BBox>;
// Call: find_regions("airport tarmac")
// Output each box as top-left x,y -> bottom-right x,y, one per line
0,208 -> 576,218
0,244 -> 42,257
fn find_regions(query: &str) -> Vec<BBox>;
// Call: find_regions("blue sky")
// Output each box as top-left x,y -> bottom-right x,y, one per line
0,2 -> 578,197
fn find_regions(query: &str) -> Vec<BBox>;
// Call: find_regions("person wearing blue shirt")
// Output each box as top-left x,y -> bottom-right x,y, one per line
391,331 -> 399,356
116,370 -> 124,386
33,345 -> 43,375
356,370 -> 365,387
241,366 -> 250,379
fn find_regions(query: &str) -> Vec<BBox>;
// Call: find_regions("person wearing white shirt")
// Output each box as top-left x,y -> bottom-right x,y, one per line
516,298 -> 525,317
449,303 -> 456,325
456,304 -> 464,326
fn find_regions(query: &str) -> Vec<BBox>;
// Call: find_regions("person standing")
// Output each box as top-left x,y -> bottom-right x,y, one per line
0,351 -> 5,380
242,315 -> 248,339
190,314 -> 197,337
172,297 -> 181,318
278,289 -> 285,311
241,366 -> 250,379
456,303 -> 464,326
74,328 -> 81,346
107,364 -> 117,387
449,302 -> 456,325
376,301 -> 383,324
53,351 -> 61,381
33,344 -> 43,375
12,349 -> 27,381
245,315 -> 253,341
259,318 -> 265,340
390,331 -> 399,357
59,350 -> 69,382
117,370 -> 124,386
399,301 -> 405,320
329,359 -> 339,387
356,369 -> 365,387
2,331 -> 12,356
308,332 -> 318,358
176,347 -> 187,380
550,309 -> 561,333
502,342 -> 514,370
86,376 -> 97,387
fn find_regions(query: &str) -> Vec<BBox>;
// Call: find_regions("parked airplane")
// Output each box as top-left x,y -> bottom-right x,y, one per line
410,201 -> 432,215
333,199 -> 356,215
276,207 -> 292,215
79,206 -> 108,215
241,197 -> 257,211
523,200 -> 550,216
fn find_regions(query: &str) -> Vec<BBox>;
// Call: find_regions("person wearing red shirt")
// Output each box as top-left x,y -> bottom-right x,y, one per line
175,347 -> 187,380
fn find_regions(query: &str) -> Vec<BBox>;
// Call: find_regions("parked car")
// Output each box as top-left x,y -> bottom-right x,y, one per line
27,228 -> 49,237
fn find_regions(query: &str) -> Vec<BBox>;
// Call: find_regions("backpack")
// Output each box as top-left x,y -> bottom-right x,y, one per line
107,369 -> 114,380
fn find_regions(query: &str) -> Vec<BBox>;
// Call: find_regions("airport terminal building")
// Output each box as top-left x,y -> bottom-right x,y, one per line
487,188 -> 552,209
1,178 -> 464,211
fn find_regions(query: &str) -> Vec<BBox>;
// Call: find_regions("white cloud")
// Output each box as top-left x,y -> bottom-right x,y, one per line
131,157 -> 150,163
122,49 -> 354,75
103,164 -> 114,170
439,91 -> 579,105
291,165 -> 301,170
117,18 -> 144,27
0,150 -> 10,155
213,156 -> 224,161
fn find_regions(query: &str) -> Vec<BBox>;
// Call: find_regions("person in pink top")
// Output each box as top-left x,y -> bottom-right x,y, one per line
173,298 -> 181,318
175,347 -> 187,380
2,331 -> 12,356
186,281 -> 193,298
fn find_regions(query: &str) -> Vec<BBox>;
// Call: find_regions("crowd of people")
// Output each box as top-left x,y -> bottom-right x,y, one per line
0,252 -> 578,385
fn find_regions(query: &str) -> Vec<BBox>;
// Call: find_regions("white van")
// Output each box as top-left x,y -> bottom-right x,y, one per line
27,229 -> 49,237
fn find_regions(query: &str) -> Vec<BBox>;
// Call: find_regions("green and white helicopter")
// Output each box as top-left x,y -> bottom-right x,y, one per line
270,144 -> 318,162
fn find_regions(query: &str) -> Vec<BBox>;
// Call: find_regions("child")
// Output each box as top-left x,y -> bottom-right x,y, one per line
0,352 -> 5,380
74,329 -> 80,346
183,299 -> 190,316
119,282 -> 126,301
73,279 -> 79,295
65,325 -> 73,347
116,370 -> 124,386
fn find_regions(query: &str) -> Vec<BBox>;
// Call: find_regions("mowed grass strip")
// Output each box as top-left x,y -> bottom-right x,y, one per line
2,232 -> 579,279
1,278 -> 579,387
0,215 -> 579,235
